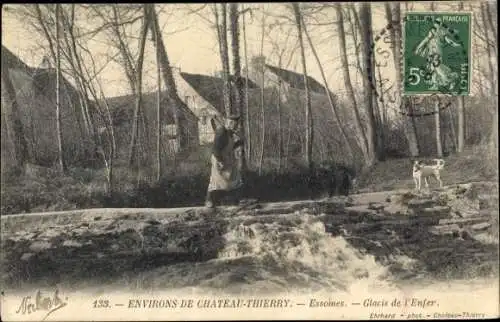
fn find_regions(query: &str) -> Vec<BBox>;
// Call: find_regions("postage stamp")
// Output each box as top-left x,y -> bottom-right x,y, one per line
1,3 -> 498,322
403,12 -> 472,96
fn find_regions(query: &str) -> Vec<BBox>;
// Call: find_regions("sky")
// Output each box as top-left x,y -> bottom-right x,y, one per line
1,2 -> 486,105
1,4 -> 388,96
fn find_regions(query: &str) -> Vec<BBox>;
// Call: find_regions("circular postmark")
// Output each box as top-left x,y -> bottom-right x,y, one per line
368,13 -> 470,117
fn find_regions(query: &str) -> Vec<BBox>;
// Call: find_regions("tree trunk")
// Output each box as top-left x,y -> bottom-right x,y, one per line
490,108 -> 498,173
258,8 -> 266,175
97,85 -> 116,196
229,3 -> 247,179
301,14 -> 354,160
435,101 -> 443,157
60,5 -> 97,156
292,3 -> 313,172
214,4 -> 232,116
55,4 -> 66,173
392,3 -> 420,157
484,2 -> 497,47
359,3 -> 379,164
241,4 -> 252,166
127,6 -> 149,169
154,13 -> 163,182
454,1 -> 466,153
446,106 -> 457,153
347,5 -> 364,77
111,5 -> 138,95
336,4 -> 369,161
376,61 -> 387,156
457,96 -> 465,153
148,5 -> 191,152
277,79 -> 282,173
481,3 -> 498,98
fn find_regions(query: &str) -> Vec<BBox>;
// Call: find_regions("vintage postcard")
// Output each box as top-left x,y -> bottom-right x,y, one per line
1,2 -> 498,321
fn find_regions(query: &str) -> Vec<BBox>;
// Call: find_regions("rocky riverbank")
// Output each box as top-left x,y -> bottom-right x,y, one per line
1,182 -> 498,292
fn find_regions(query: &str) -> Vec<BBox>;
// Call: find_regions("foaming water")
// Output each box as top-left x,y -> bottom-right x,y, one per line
119,214 -> 396,295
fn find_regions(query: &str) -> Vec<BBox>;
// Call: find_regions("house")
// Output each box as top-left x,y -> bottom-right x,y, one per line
94,89 -> 199,163
1,46 -> 93,169
174,70 -> 259,144
255,64 -> 359,164
264,64 -> 329,97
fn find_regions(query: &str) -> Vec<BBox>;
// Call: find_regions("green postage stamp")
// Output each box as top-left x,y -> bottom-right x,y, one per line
403,12 -> 472,96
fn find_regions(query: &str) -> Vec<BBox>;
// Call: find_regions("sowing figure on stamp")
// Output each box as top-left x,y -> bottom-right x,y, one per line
205,114 -> 244,208
414,21 -> 461,91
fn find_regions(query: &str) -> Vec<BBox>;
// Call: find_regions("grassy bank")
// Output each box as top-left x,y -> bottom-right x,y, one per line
1,145 -> 496,216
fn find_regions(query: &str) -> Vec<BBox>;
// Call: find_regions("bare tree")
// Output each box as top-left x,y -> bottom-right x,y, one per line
154,9 -> 163,182
256,6 -> 267,175
300,13 -> 353,160
359,3 -> 380,164
434,100 -> 443,157
229,3 -> 247,177
213,4 -> 233,116
481,2 -> 498,97
71,34 -> 118,195
148,4 -> 193,156
428,2 -> 445,157
395,3 -> 420,157
127,6 -> 149,170
335,4 -> 369,161
264,13 -> 299,172
292,3 -> 313,172
241,4 -> 252,165
55,4 -> 66,173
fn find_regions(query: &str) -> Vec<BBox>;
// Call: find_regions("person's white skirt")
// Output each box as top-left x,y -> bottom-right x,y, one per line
208,154 -> 242,192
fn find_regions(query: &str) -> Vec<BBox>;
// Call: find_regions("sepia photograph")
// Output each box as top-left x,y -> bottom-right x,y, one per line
1,1 -> 498,321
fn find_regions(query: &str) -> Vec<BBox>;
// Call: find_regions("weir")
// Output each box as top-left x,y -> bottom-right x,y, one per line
1,182 -> 498,292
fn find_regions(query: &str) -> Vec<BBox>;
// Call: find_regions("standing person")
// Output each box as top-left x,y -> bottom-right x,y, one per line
205,114 -> 244,208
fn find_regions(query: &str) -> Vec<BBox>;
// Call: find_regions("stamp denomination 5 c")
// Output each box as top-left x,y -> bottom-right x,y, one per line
403,12 -> 472,96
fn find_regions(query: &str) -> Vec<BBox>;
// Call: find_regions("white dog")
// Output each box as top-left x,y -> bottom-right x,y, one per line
413,159 -> 445,191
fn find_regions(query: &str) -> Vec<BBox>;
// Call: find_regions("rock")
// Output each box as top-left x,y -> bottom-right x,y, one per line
20,253 -> 35,261
422,206 -> 450,216
407,199 -> 435,210
62,240 -> 83,247
146,219 -> 161,226
382,204 -> 406,216
461,230 -> 473,240
478,194 -> 499,210
29,241 -> 52,252
471,222 -> 491,231
430,223 -> 461,235
368,202 -> 385,211
408,206 -> 450,218
345,206 -> 377,216
472,232 -> 498,245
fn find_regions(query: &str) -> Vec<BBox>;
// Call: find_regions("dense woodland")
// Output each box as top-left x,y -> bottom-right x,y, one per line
1,2 -> 497,214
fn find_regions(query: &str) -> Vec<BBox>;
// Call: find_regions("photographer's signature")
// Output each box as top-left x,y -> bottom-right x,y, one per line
15,288 -> 68,321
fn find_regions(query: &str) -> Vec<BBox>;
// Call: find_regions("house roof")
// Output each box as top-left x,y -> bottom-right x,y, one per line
265,64 -> 328,95
180,72 -> 259,115
95,90 -> 191,127
2,46 -> 85,103
1,46 -> 31,71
